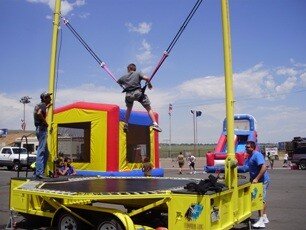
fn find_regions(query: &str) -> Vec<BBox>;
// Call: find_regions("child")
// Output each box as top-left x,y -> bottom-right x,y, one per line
142,157 -> 153,177
117,63 -> 162,133
64,157 -> 76,175
55,157 -> 70,177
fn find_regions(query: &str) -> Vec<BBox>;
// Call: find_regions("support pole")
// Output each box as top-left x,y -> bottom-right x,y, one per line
191,110 -> 196,155
221,0 -> 238,223
46,0 -> 61,174
169,112 -> 172,158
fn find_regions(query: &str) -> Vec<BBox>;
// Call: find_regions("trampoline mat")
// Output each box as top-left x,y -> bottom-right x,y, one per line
41,178 -> 194,194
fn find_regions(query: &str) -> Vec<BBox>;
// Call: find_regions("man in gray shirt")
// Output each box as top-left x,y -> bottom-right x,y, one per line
117,63 -> 162,132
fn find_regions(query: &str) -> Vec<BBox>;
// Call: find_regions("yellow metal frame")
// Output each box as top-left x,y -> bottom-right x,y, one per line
10,177 -> 263,230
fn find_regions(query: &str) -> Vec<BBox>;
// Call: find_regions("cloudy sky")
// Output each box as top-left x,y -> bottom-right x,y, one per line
0,0 -> 305,144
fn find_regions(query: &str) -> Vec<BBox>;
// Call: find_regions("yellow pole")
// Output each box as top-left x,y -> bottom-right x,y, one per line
221,0 -> 238,223
46,0 -> 61,174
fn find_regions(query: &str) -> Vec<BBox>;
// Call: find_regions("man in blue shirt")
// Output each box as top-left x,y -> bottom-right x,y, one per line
245,141 -> 270,228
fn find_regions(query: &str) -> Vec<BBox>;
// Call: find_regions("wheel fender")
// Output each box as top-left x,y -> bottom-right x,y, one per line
88,207 -> 135,229
51,207 -> 66,227
51,206 -> 135,229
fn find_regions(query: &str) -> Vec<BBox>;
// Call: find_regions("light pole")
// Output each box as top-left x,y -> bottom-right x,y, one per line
168,103 -> 173,158
20,96 -> 31,131
191,110 -> 202,155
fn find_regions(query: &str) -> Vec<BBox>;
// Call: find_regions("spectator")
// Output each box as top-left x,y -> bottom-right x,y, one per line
283,153 -> 289,167
267,151 -> 275,169
142,157 -> 153,177
245,141 -> 270,228
177,152 -> 185,174
187,154 -> 196,174
65,157 -> 77,175
54,157 -> 67,177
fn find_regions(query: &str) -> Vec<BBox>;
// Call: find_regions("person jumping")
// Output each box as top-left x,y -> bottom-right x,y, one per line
117,63 -> 162,132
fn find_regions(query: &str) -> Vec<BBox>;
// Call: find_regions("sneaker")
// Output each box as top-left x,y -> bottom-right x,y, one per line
262,216 -> 269,224
252,218 -> 265,228
123,123 -> 128,132
152,124 -> 162,132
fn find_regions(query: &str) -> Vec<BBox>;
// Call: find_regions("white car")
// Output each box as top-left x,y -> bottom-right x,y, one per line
0,147 -> 36,171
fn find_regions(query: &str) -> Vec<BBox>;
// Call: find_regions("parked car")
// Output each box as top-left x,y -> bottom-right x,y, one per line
286,137 -> 306,170
0,147 -> 36,171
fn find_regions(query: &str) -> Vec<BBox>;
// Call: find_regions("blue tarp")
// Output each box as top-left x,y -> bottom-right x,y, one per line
77,168 -> 164,177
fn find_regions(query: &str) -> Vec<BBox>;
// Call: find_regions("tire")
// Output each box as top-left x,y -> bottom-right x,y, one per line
299,160 -> 306,170
7,166 -> 13,170
13,163 -> 21,171
96,217 -> 124,230
57,212 -> 83,230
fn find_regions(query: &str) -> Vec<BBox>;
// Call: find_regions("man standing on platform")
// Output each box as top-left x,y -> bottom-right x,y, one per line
33,92 -> 52,179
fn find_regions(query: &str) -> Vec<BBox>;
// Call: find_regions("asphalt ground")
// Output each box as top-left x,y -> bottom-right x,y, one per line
0,159 -> 305,229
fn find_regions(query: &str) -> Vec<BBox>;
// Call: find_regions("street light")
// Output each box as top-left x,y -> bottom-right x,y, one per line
168,103 -> 173,158
191,110 -> 202,155
20,96 -> 31,131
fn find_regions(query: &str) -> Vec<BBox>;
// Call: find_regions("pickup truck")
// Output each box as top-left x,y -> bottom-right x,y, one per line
0,147 -> 36,171
286,137 -> 306,170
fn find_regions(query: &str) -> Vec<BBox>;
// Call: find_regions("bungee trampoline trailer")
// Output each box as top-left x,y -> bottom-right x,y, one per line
8,176 -> 262,229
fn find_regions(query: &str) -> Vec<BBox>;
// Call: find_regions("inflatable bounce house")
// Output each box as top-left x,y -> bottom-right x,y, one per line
205,114 -> 258,173
50,101 -> 163,177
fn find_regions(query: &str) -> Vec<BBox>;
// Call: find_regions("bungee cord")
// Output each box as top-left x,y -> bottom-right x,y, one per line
61,17 -> 123,89
142,0 -> 203,92
61,0 -> 203,92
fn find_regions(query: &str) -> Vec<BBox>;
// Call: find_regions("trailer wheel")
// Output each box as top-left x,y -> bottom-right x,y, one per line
13,163 -> 21,171
96,217 -> 124,230
57,212 -> 82,230
299,160 -> 306,170
7,166 -> 13,170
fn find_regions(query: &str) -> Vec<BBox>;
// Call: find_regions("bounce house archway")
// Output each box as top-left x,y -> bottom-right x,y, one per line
51,102 -> 161,176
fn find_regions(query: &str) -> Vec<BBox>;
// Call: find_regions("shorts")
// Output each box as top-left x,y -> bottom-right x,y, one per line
263,181 -> 269,202
125,89 -> 151,107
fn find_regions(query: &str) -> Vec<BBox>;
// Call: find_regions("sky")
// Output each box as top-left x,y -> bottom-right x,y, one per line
0,0 -> 306,144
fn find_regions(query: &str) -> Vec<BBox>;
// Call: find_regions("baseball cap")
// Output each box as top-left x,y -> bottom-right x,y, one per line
40,92 -> 52,101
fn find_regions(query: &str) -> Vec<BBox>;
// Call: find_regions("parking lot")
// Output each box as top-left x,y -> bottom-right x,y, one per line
0,159 -> 305,229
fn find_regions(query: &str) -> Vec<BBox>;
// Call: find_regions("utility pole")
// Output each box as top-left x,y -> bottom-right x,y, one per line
168,103 -> 173,158
20,96 -> 31,131
191,110 -> 202,156
191,110 -> 196,155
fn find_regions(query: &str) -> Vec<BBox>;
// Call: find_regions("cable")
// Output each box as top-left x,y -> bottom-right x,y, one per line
61,17 -> 122,88
143,0 -> 203,92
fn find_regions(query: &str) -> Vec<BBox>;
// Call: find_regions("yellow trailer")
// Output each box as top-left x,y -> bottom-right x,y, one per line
9,176 -> 262,229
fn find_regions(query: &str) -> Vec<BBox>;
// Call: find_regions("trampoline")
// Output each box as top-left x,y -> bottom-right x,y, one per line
38,177 -> 198,195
